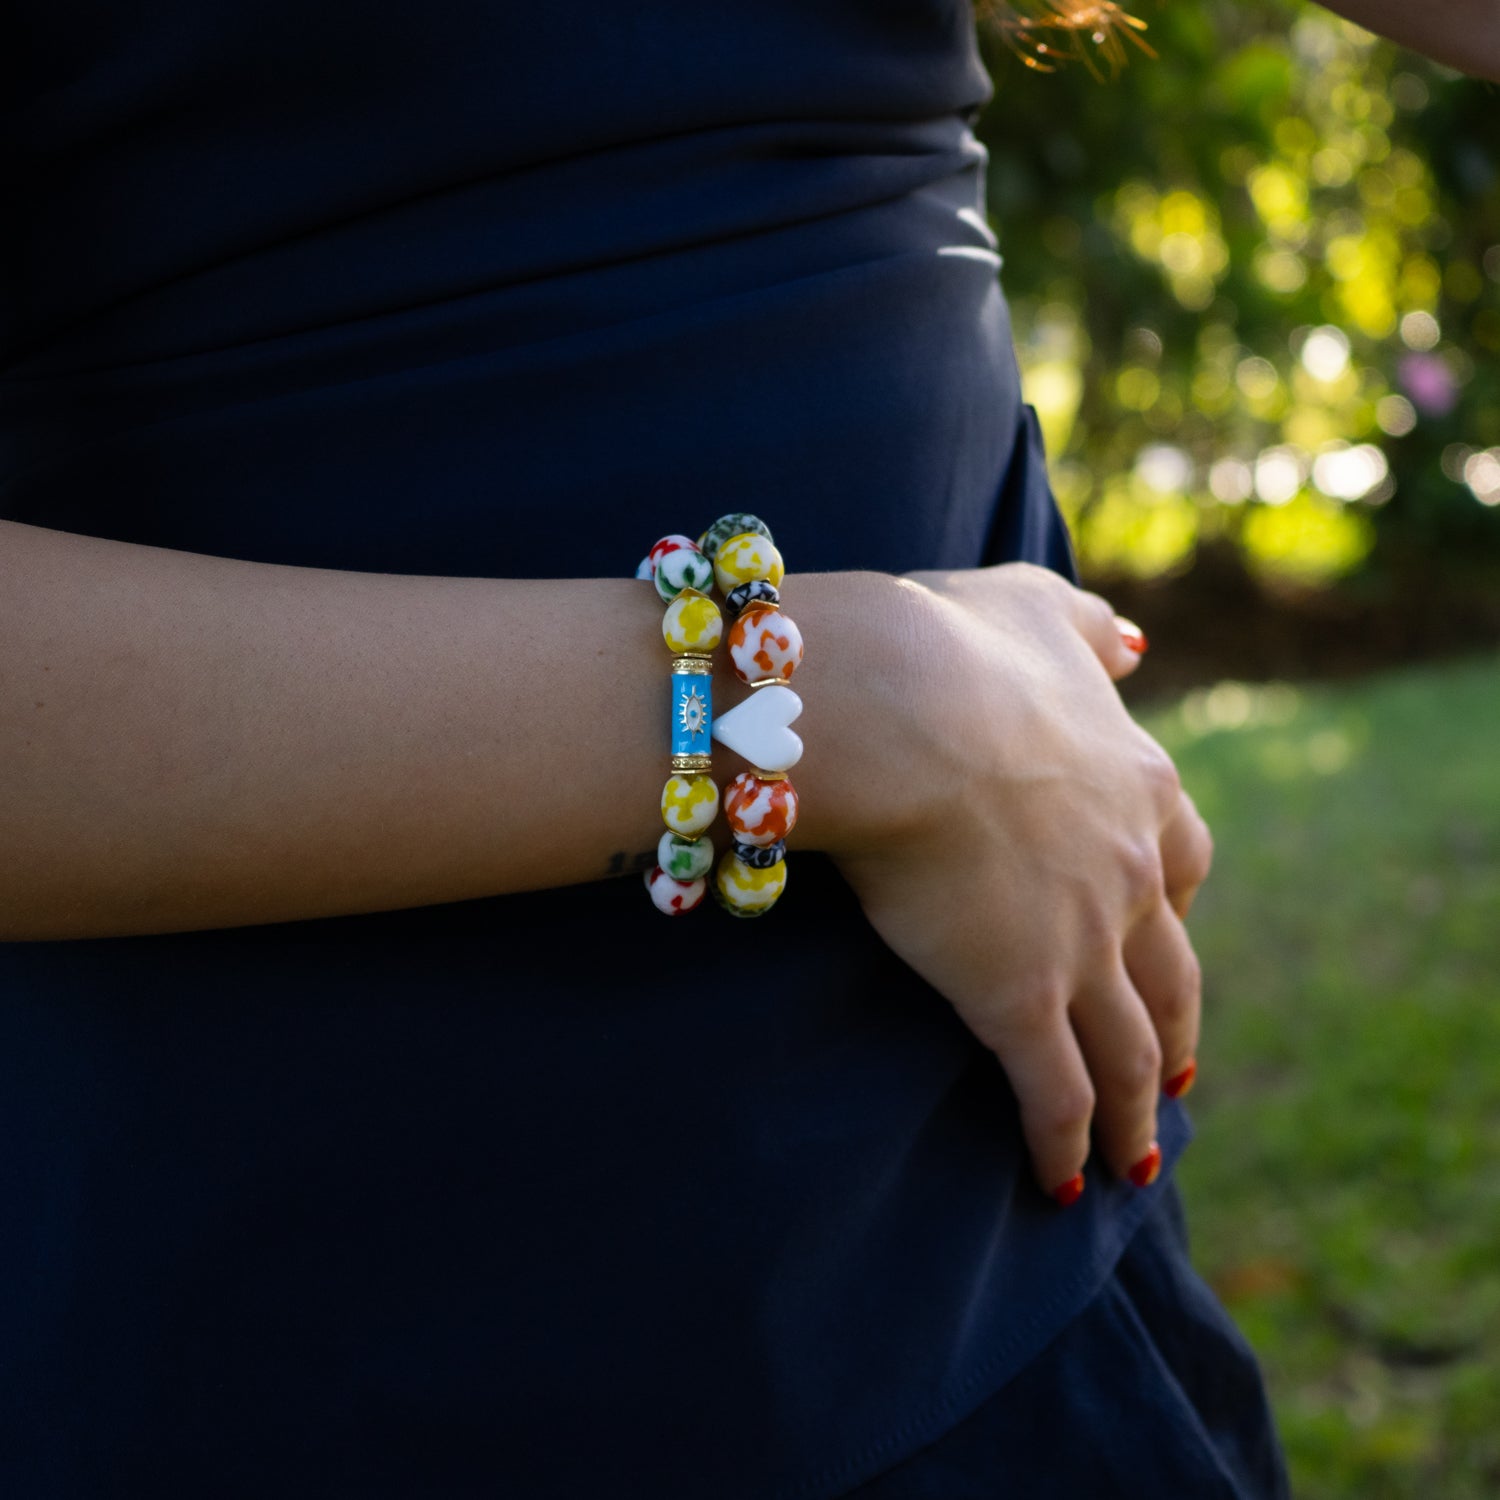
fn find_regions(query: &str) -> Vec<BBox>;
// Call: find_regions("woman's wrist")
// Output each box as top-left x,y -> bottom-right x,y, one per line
740,567 -> 934,861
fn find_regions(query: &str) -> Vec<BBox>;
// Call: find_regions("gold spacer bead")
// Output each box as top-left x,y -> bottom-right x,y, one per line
671,755 -> 714,774
748,676 -> 789,689
672,655 -> 714,676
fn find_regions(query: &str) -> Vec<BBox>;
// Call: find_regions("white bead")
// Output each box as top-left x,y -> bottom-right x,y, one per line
711,685 -> 803,772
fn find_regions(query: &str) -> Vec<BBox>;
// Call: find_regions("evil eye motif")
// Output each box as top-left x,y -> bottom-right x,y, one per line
661,773 -> 720,837
698,513 -> 772,561
662,589 -> 723,653
723,770 -> 798,847
724,579 -> 780,618
727,603 -> 803,685
655,546 -> 716,604
713,532 -> 784,595
678,687 -> 707,735
658,830 -> 715,882
645,866 -> 707,915
713,850 -> 788,917
732,838 -> 785,869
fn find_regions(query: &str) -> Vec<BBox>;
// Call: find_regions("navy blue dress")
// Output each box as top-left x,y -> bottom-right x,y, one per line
0,3 -> 1287,1495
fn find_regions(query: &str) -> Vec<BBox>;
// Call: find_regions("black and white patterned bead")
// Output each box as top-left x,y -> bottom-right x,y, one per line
724,578 -> 780,618
732,837 -> 786,869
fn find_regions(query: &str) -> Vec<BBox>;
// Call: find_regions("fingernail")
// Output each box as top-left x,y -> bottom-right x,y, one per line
1164,1060 -> 1197,1100
1127,1143 -> 1162,1188
1115,617 -> 1148,655
1052,1173 -> 1086,1208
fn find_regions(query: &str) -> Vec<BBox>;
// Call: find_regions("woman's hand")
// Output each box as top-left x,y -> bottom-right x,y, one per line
797,563 -> 1213,1202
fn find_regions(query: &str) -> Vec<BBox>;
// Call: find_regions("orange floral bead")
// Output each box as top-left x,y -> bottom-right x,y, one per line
723,770 -> 799,847
727,603 -> 803,685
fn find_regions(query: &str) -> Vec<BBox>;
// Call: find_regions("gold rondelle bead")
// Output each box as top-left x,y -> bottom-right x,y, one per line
672,655 -> 713,676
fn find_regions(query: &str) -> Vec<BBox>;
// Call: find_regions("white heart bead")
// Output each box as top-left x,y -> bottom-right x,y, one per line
711,685 -> 803,772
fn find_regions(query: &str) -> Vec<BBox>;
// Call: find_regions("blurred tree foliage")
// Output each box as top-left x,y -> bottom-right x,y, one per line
972,0 -> 1500,592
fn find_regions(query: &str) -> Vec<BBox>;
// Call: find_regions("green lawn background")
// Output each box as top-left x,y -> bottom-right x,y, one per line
1144,655 -> 1500,1498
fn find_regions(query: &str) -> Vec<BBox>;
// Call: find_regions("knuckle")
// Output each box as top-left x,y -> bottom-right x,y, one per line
1000,975 -> 1070,1040
1144,747 -> 1183,806
1151,982 -> 1190,1032
1121,1037 -> 1164,1097
1118,838 -> 1165,910
1181,947 -> 1204,1010
1073,898 -> 1120,974
1088,589 -> 1119,629
1039,1082 -> 1096,1140
1005,560 -> 1050,595
1155,948 -> 1203,1025
1194,818 -> 1216,880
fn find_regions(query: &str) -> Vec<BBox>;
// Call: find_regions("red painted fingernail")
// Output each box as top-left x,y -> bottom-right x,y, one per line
1164,1060 -> 1197,1100
1128,1143 -> 1162,1188
1116,617 -> 1148,655
1052,1173 -> 1086,1208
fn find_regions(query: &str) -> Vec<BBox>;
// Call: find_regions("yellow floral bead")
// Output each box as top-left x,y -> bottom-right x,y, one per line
662,588 -> 724,653
660,773 -> 719,838
713,531 -> 785,595
713,849 -> 788,916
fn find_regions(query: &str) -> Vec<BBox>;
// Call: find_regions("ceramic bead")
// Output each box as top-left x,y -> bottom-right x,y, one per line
654,545 -> 716,603
645,865 -> 707,915
711,684 -> 802,772
661,773 -> 719,837
724,579 -> 780,618
658,830 -> 714,883
669,664 -> 713,759
646,534 -> 697,575
662,588 -> 723,654
713,531 -> 784,595
713,850 -> 788,917
727,603 -> 803,685
733,838 -> 785,869
723,770 -> 798,847
698,513 -> 772,561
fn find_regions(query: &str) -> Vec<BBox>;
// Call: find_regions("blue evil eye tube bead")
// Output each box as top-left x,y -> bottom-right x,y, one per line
670,656 -> 714,760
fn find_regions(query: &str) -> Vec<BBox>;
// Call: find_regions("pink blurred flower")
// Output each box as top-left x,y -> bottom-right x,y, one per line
1398,352 -> 1458,417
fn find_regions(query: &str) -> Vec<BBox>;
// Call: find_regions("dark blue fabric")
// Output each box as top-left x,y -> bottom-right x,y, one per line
842,1184 -> 1290,1499
0,4 -> 1280,1496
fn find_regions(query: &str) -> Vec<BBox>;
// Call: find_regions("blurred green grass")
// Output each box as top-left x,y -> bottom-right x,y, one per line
1143,656 -> 1500,1499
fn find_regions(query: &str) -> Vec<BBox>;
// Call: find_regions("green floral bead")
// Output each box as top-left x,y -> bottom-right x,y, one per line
697,513 -> 772,561
654,547 -> 716,603
657,830 -> 714,883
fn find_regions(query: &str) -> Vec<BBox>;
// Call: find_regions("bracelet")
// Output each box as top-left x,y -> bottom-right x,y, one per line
702,517 -> 804,918
637,515 -> 804,918
640,535 -> 723,915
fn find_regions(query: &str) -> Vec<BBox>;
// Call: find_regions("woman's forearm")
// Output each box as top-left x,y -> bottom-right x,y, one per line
1,518 -> 853,940
0,513 -> 1214,1195
1315,0 -> 1500,81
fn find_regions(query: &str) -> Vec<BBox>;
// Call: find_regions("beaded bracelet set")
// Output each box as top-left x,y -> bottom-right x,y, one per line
636,514 -> 804,918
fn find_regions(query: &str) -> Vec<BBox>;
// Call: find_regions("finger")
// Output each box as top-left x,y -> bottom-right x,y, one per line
1122,898 -> 1202,1099
984,985 -> 1097,1205
1070,964 -> 1163,1186
1160,788 -> 1214,920
1067,586 -> 1147,683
